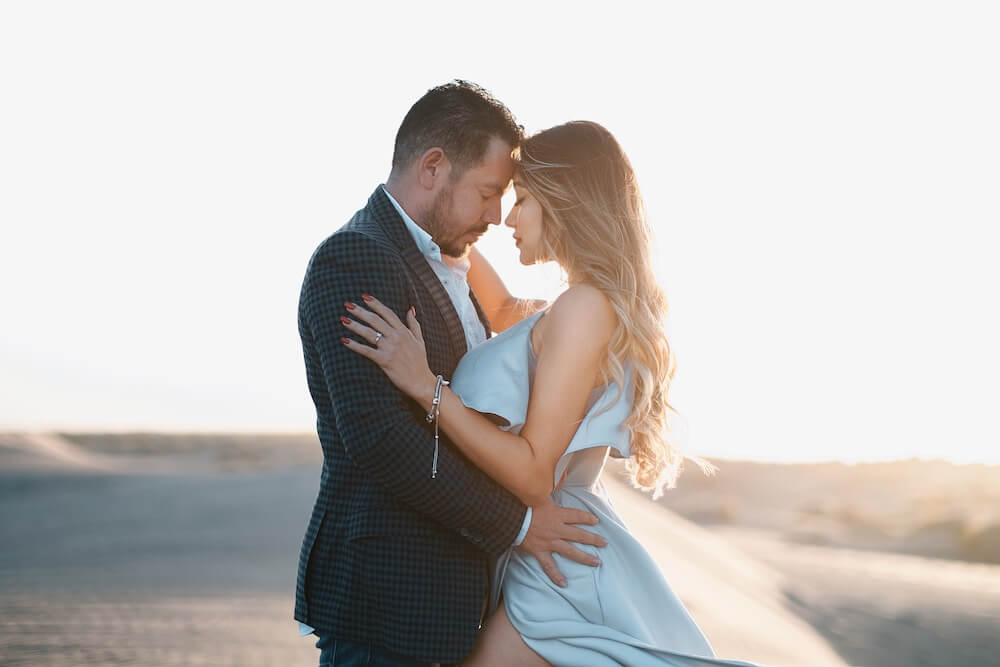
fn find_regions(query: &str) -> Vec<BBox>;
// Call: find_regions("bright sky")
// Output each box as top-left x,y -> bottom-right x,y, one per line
1,1 -> 997,464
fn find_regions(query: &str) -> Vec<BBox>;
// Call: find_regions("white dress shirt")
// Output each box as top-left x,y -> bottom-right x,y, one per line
298,187 -> 531,638
385,186 -> 489,352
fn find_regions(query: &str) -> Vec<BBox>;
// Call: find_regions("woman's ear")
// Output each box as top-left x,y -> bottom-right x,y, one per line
416,147 -> 450,190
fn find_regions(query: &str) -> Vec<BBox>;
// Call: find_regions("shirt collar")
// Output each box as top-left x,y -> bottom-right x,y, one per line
382,185 -> 441,262
381,185 -> 471,276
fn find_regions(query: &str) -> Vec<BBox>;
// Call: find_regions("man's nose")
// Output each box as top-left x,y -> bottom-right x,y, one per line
483,200 -> 503,226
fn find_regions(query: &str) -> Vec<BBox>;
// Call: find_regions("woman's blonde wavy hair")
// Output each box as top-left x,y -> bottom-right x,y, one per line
517,121 -> 715,498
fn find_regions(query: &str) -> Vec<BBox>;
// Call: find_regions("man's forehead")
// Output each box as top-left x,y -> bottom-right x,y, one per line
481,177 -> 513,195
466,160 -> 514,194
455,137 -> 512,188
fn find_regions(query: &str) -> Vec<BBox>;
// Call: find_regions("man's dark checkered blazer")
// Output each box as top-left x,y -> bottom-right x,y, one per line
294,185 -> 528,663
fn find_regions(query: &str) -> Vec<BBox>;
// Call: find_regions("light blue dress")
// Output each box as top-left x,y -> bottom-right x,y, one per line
450,309 -> 762,667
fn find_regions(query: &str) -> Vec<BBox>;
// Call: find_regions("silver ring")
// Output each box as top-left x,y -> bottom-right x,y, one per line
374,331 -> 383,346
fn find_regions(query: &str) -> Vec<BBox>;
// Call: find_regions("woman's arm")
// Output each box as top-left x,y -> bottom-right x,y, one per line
467,246 -> 549,332
340,286 -> 617,506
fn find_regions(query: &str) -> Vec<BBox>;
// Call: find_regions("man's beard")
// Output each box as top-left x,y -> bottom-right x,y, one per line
423,186 -> 487,259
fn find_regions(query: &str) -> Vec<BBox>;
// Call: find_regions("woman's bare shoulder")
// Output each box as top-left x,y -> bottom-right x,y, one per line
538,284 -> 617,353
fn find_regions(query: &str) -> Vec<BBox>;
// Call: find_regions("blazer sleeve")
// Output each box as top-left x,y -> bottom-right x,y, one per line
300,231 -> 527,557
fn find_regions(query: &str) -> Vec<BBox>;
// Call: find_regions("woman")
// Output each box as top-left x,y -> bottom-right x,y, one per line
339,121 -> 758,667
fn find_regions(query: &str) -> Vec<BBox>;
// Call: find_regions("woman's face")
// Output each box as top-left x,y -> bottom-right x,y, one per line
504,181 -> 546,265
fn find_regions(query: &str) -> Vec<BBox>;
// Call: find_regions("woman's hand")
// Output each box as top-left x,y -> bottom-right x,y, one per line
340,294 -> 437,408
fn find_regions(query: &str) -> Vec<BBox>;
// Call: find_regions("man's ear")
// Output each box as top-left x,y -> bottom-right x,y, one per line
416,147 -> 450,190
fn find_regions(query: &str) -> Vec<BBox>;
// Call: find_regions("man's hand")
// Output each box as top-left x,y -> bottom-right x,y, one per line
518,498 -> 607,587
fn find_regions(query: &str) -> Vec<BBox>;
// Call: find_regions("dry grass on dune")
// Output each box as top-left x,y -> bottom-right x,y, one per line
651,457 -> 1000,564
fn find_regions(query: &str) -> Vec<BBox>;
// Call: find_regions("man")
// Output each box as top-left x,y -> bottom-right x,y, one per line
295,81 -> 605,666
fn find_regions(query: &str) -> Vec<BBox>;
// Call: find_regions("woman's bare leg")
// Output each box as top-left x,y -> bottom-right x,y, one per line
462,604 -> 551,667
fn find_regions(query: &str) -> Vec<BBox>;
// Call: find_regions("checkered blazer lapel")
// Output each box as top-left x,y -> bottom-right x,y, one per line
367,186 -> 481,355
468,287 -> 493,340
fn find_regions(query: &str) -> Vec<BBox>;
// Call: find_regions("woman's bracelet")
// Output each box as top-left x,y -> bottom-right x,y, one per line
425,374 -> 448,423
426,374 -> 449,478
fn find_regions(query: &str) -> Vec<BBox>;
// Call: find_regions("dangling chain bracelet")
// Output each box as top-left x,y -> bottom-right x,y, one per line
425,374 -> 449,478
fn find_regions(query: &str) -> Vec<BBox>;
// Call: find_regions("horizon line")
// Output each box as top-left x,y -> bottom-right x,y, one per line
1,428 -> 997,468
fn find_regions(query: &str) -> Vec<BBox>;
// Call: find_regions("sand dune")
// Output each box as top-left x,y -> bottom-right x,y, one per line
657,458 -> 1000,565
2,433 -> 998,666
608,465 -> 1000,667
1,432 -> 125,471
602,473 -> 846,666
1,431 -> 210,474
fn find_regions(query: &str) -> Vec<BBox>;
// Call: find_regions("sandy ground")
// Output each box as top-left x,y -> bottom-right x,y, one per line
0,433 -> 319,666
710,526 -> 1000,667
1,433 -> 998,666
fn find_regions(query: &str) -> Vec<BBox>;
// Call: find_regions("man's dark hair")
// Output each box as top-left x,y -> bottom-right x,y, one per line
392,80 -> 524,173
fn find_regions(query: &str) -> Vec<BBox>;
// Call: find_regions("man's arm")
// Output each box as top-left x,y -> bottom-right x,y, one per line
302,231 -> 525,556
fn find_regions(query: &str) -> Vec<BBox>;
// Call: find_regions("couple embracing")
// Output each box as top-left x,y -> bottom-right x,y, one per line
294,81 -> 761,667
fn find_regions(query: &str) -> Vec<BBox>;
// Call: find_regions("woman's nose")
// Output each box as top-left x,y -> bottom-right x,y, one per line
504,207 -> 516,229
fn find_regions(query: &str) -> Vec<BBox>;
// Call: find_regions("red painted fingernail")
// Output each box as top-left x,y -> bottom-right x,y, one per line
340,337 -> 350,345
340,316 -> 351,325
345,301 -> 356,310
361,294 -> 373,302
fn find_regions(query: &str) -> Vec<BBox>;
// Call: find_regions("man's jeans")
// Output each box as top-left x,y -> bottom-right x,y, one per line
314,631 -> 439,667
